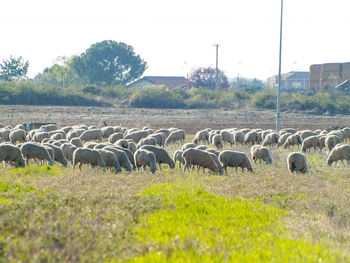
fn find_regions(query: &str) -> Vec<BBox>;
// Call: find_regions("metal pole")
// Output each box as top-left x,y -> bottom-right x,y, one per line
214,44 -> 219,89
276,0 -> 283,132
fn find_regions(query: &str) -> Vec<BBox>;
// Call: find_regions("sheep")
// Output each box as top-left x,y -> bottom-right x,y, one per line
114,139 -> 129,148
173,150 -> 185,168
88,125 -> 99,130
283,134 -> 302,149
211,134 -> 224,149
40,124 -> 57,132
250,145 -> 272,164
72,148 -> 106,172
165,129 -> 185,145
101,126 -> 115,139
79,129 -> 103,142
127,141 -> 137,153
318,136 -> 327,152
0,128 -> 11,141
50,133 -> 64,141
134,149 -> 157,174
9,129 -> 26,144
300,130 -> 317,141
244,131 -> 258,146
301,136 -> 320,153
60,143 -> 77,163
277,132 -> 292,147
137,137 -> 157,148
182,143 -> 197,151
287,152 -> 308,174
61,126 -> 73,134
327,144 -> 350,167
325,135 -> 341,152
182,148 -> 221,174
124,130 -> 150,143
84,142 -> 98,149
20,142 -> 55,166
111,146 -> 136,169
239,128 -> 251,134
70,138 -> 83,148
108,132 -> 124,144
33,131 -> 50,143
113,126 -> 123,133
196,145 -> 208,150
94,142 -> 113,150
233,131 -> 244,145
0,144 -> 25,167
206,148 -> 220,157
103,146 -> 133,172
193,130 -> 210,144
66,131 -> 80,141
97,149 -> 122,173
262,133 -> 279,147
154,129 -> 171,138
279,128 -> 297,135
219,150 -> 253,175
140,145 -> 175,169
220,130 -> 234,146
43,143 -> 68,167
148,133 -> 166,147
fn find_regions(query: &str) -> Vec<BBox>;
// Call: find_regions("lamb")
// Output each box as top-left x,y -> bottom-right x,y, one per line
262,132 -> 279,147
220,130 -> 234,146
327,144 -> 350,167
103,146 -> 133,172
20,142 -> 55,166
72,148 -> 106,172
165,129 -> 185,145
250,145 -> 272,164
244,131 -> 258,145
182,148 -> 221,174
193,130 -> 210,144
301,135 -> 320,153
137,137 -> 157,148
108,132 -> 124,144
173,150 -> 185,168
0,144 -> 25,167
219,150 -> 253,175
287,152 -> 308,174
9,129 -> 26,144
124,130 -> 149,143
134,149 -> 157,174
97,149 -> 122,173
325,135 -> 341,152
140,145 -> 175,169
43,144 -> 68,167
182,143 -> 197,151
70,138 -> 83,148
211,134 -> 224,149
79,129 -> 103,142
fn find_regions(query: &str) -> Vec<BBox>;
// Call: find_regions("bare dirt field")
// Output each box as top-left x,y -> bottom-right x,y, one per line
1,105 -> 350,133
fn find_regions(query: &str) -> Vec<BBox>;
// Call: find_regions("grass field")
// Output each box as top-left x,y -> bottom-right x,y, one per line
1,135 -> 350,262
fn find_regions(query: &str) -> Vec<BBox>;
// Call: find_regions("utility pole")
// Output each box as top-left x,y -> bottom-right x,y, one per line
276,0 -> 283,132
213,44 -> 219,89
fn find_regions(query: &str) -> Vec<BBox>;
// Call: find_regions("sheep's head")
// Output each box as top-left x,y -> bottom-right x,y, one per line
326,158 -> 333,167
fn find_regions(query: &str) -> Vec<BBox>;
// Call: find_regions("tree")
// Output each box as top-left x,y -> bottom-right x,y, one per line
0,56 -> 29,81
72,40 -> 147,85
188,67 -> 229,90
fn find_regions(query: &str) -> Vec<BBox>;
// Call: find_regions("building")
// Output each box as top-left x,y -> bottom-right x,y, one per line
268,71 -> 309,91
127,76 -> 187,89
309,62 -> 350,91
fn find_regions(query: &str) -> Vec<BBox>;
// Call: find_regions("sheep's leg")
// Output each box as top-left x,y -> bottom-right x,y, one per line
342,160 -> 345,167
158,163 -> 162,170
196,166 -> 200,173
224,166 -> 228,176
79,163 -> 83,171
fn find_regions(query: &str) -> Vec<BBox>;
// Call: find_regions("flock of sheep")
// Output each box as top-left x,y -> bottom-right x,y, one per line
0,122 -> 349,176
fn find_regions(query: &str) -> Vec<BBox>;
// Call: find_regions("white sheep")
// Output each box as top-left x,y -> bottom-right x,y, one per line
20,142 -> 55,166
60,143 -> 77,163
97,149 -> 122,173
148,133 -> 166,147
72,148 -> 106,172
84,142 -> 98,149
262,132 -> 279,147
127,141 -> 137,153
220,130 -> 234,146
134,149 -> 157,174
140,145 -> 175,169
154,129 -> 171,138
287,152 -> 308,174
244,131 -> 258,145
0,144 -> 25,167
108,132 -> 124,144
283,134 -> 302,149
9,129 -> 26,144
211,134 -> 224,149
79,129 -> 103,142
114,139 -> 129,148
101,126 -> 115,139
327,144 -> 350,167
40,124 -> 57,132
193,130 -> 210,144
325,135 -> 341,152
300,130 -> 317,141
250,145 -> 272,164
233,131 -> 244,145
301,135 -> 320,153
182,142 -> 197,151
173,150 -> 185,168
137,137 -> 157,148
219,150 -> 253,175
70,138 -> 83,148
103,146 -> 133,172
165,129 -> 185,145
277,132 -> 292,147
33,131 -> 50,143
124,130 -> 150,143
182,148 -> 221,174
43,144 -> 68,167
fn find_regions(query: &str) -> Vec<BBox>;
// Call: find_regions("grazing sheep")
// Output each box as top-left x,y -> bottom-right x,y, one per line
206,148 -> 220,157
94,142 -> 113,150
0,128 -> 11,141
244,131 -> 258,146
173,150 -> 185,168
277,132 -> 292,147
182,143 -> 197,151
154,129 -> 171,138
196,145 -> 208,150
112,146 -> 136,169
0,144 -> 25,167
33,131 -> 50,143
72,148 -> 106,172
318,136 -> 327,152
124,130 -> 150,143
283,134 -> 302,149
287,152 -> 308,174
300,130 -> 317,141
50,133 -> 64,141
134,149 -> 157,174
101,126 -> 115,139
220,130 -> 234,146
165,129 -> 185,145
193,130 -> 210,144
44,144 -> 68,167
97,149 -> 122,173
79,129 -> 103,142
233,131 -> 244,145
137,137 -> 157,148
41,124 -> 57,132
211,134 -> 224,149
219,150 -> 253,175
20,142 -> 55,166
250,145 -> 272,164
325,135 -> 341,152
148,133 -> 166,147
327,144 -> 350,167
70,138 -> 83,148
127,141 -> 137,153
114,139 -> 129,148
262,133 -> 279,147
279,128 -> 297,135
60,143 -> 77,164
84,142 -> 98,149
182,148 -> 221,174
103,146 -> 133,172
108,132 -> 124,144
140,145 -> 175,169
301,135 -> 320,153
9,129 -> 26,144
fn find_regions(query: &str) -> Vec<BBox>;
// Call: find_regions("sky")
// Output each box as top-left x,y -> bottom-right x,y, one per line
1,0 -> 350,81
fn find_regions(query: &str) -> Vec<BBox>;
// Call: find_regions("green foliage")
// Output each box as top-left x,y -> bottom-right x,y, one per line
72,40 -> 147,85
251,89 -> 277,109
188,67 -> 230,90
0,56 -> 29,81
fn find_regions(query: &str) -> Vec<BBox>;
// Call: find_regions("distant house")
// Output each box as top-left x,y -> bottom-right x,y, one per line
268,71 -> 309,91
127,76 -> 187,89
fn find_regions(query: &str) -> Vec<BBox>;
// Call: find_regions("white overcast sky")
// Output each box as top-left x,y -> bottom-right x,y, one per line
1,0 -> 350,80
